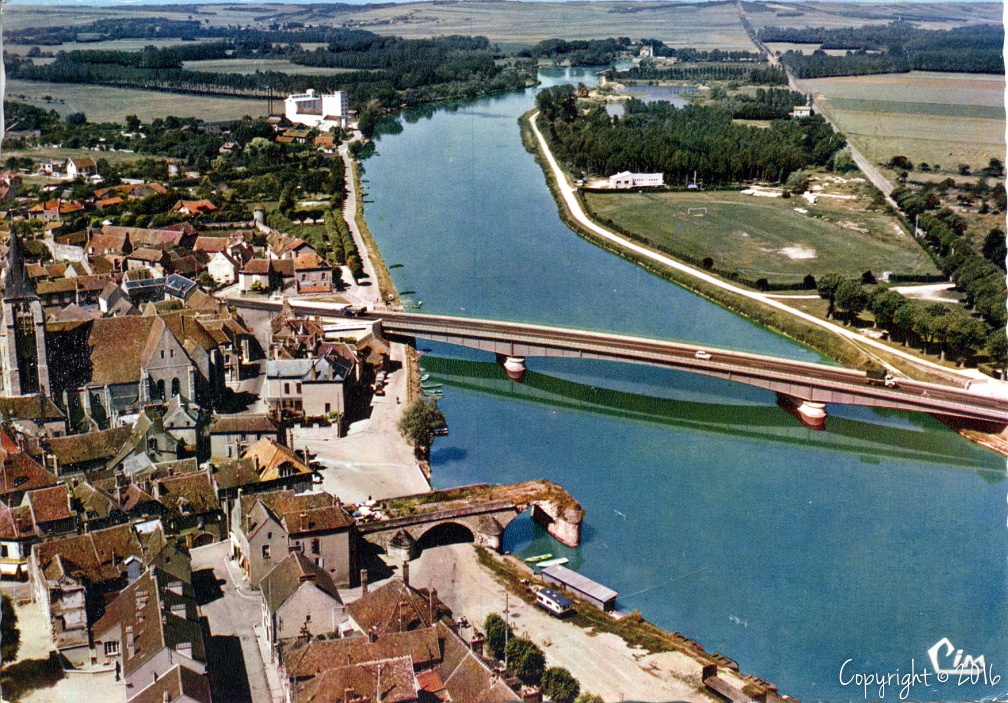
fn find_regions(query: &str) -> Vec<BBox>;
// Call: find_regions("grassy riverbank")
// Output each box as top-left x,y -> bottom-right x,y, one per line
353,160 -> 398,305
518,110 -> 878,370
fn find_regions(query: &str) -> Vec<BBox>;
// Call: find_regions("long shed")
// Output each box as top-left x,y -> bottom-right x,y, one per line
540,564 -> 618,612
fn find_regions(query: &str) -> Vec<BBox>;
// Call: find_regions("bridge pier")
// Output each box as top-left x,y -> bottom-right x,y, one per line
498,354 -> 527,383
776,393 -> 827,431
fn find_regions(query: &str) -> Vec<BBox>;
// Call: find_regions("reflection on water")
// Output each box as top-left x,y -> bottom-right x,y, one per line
605,84 -> 698,117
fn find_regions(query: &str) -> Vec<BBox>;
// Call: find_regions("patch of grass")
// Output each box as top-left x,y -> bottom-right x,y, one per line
181,58 -> 362,76
8,79 -> 267,123
1,654 -> 66,702
582,189 -> 936,284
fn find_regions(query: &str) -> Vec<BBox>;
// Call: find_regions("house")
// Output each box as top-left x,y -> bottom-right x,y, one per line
28,199 -> 85,222
91,566 -> 209,700
209,414 -> 280,460
0,393 -> 68,438
28,523 -> 145,666
260,552 -> 345,652
87,232 -> 132,260
163,394 -> 200,453
71,480 -> 125,531
293,252 -> 333,293
164,274 -> 199,302
126,664 -> 212,703
0,437 -> 59,505
204,251 -> 237,286
104,225 -> 186,251
98,281 -> 129,314
41,426 -> 133,476
154,470 -> 222,546
344,578 -> 450,637
66,157 -> 98,180
210,439 -> 313,512
239,259 -> 280,292
0,500 -> 35,578
790,104 -> 813,118
35,274 -> 116,308
230,489 -> 357,588
172,200 -> 217,217
293,656 -> 418,703
609,171 -> 664,189
21,483 -> 77,537
265,358 -> 346,420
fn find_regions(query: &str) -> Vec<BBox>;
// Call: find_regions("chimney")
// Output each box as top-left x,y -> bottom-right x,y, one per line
360,569 -> 368,595
401,560 -> 409,587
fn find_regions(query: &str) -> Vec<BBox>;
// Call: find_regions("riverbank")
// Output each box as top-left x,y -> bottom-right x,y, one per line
520,109 -> 995,388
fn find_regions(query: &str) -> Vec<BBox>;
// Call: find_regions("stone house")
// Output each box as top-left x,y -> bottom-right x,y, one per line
260,552 -> 345,654
66,157 -> 98,180
293,252 -> 333,294
230,489 -> 357,589
209,414 -> 280,460
264,358 -> 346,420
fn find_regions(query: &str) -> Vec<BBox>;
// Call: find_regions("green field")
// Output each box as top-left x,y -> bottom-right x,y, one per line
181,59 -> 362,76
743,1 -> 1000,30
7,79 -> 269,124
582,190 -> 939,283
802,72 -> 1006,171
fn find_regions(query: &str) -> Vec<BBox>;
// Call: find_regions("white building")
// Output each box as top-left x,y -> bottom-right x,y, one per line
284,89 -> 349,131
609,171 -> 665,189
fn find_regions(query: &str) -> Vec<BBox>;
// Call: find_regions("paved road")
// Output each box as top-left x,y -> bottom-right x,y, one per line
338,138 -> 383,307
191,542 -> 275,703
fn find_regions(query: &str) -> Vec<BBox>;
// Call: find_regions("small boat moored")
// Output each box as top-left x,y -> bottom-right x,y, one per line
524,553 -> 553,564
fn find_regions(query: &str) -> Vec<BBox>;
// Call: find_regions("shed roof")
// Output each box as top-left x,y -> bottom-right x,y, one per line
541,564 -> 618,603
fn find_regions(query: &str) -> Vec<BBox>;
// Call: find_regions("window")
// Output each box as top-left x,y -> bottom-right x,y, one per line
311,538 -> 320,555
171,378 -> 180,397
324,403 -> 331,414
0,544 -> 8,558
169,349 -> 174,359
296,383 -> 302,394
104,641 -> 120,657
305,614 -> 311,623
160,350 -> 165,359
284,382 -> 290,395
226,446 -> 233,458
262,544 -> 271,559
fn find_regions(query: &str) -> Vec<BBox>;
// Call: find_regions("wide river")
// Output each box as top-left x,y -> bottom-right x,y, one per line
362,67 -> 1007,702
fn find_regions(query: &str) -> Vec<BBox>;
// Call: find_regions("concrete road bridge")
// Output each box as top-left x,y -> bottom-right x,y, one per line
365,310 -> 1008,431
234,299 -> 1008,432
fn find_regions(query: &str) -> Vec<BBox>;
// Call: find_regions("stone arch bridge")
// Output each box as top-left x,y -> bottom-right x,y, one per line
357,480 -> 583,558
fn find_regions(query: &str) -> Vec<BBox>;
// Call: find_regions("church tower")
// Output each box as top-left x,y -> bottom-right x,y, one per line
0,230 -> 49,396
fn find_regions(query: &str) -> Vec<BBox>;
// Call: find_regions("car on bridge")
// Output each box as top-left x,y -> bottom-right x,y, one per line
695,350 -> 712,360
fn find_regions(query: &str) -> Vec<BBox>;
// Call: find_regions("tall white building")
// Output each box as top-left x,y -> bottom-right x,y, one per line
284,89 -> 349,130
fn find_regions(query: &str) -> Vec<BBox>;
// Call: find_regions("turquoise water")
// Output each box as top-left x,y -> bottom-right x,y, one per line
362,68 -> 1008,702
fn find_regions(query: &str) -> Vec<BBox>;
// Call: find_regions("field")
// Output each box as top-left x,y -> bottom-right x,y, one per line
582,188 -> 939,283
742,1 -> 1000,30
7,79 -> 270,124
801,72 -> 1006,171
181,59 -> 361,76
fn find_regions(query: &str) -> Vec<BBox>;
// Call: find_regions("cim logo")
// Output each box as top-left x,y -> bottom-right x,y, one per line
927,638 -> 993,683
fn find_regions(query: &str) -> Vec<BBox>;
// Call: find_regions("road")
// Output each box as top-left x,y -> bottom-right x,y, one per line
191,542 -> 277,703
526,111 -> 998,386
338,138 -> 383,307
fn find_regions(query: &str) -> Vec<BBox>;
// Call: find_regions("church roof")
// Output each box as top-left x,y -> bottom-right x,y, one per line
4,231 -> 38,301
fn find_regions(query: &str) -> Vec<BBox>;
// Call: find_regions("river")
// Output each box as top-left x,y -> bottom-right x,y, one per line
361,67 -> 1007,702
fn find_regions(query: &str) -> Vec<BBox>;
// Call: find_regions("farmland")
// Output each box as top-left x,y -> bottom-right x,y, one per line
180,59 -> 361,76
582,187 -> 939,284
801,72 -> 1006,172
7,79 -> 268,124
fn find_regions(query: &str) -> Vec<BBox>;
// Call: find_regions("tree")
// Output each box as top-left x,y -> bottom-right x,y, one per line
483,612 -> 512,660
869,289 -> 906,330
987,327 -> 1007,377
125,114 -> 142,132
816,273 -> 843,319
785,170 -> 809,194
982,228 -> 1006,269
834,279 -> 868,325
576,694 -> 605,703
397,397 -> 446,460
541,667 -> 580,703
505,637 -> 546,685
944,314 -> 988,365
1,594 -> 20,664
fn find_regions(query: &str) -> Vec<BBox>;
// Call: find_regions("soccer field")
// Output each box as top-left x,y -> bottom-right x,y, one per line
582,189 -> 940,284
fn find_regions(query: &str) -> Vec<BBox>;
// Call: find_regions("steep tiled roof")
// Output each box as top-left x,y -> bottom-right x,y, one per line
32,523 -> 143,585
129,664 -> 212,703
294,252 -> 328,271
435,621 -> 521,702
296,656 -> 417,703
261,552 -> 342,614
238,490 -> 345,537
192,236 -> 229,253
0,447 -> 57,497
242,438 -> 310,482
284,627 -> 441,680
72,481 -> 120,521
156,472 -> 219,517
345,578 -> 449,637
44,426 -> 133,466
24,484 -> 73,525
210,414 -> 277,436
0,501 -> 34,540
87,316 -> 164,385
0,391 -> 65,419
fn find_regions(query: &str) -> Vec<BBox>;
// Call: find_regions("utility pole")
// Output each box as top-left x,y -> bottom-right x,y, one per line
503,590 -> 510,672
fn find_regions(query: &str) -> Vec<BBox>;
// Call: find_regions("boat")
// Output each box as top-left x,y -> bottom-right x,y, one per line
389,263 -> 404,269
420,382 -> 442,390
524,554 -> 553,563
535,557 -> 569,569
433,426 -> 449,436
420,374 -> 430,382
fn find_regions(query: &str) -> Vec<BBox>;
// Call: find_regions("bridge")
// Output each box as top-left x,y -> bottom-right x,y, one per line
364,310 -> 1008,431
357,481 -> 584,557
235,299 -> 1008,432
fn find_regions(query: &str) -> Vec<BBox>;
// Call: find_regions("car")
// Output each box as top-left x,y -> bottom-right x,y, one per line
694,351 -> 712,360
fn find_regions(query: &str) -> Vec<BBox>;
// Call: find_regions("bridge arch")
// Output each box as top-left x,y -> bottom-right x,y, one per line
414,522 -> 475,552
